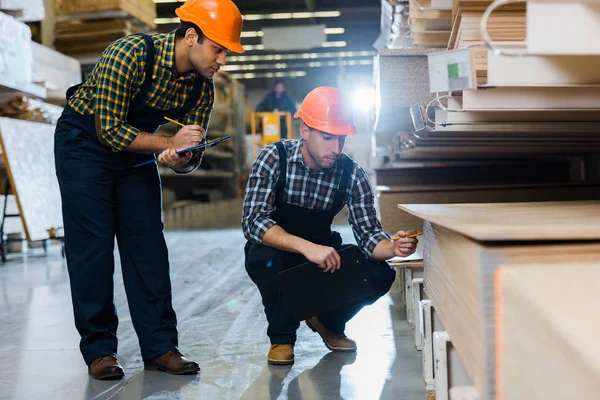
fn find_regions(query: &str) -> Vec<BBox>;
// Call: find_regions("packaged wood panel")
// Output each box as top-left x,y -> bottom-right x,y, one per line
0,11 -> 32,85
398,201 -> 600,398
496,262 -> 600,400
31,42 -> 81,103
0,0 -> 45,22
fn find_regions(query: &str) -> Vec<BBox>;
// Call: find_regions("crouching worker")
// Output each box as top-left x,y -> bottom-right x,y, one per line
242,87 -> 418,365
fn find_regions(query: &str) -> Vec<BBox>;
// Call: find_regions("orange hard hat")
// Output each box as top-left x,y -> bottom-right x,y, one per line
294,87 -> 357,136
175,0 -> 244,53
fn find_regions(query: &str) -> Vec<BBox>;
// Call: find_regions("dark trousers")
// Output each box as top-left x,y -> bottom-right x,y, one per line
54,117 -> 177,365
244,234 -> 396,345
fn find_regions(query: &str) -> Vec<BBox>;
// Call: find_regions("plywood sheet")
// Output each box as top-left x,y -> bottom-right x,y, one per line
0,118 -> 62,241
398,201 -> 600,241
497,262 -> 600,400
423,222 -> 600,398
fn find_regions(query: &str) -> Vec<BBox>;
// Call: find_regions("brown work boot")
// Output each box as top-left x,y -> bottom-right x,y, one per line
267,344 -> 294,365
306,316 -> 357,352
88,355 -> 124,380
144,350 -> 200,375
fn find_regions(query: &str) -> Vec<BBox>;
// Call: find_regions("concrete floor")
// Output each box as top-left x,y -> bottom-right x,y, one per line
0,225 -> 424,400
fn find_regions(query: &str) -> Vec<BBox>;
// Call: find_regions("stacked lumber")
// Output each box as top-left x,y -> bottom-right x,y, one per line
447,3 -> 526,81
398,201 -> 600,398
54,20 -> 141,58
53,0 -> 156,69
409,0 -> 452,48
497,262 -> 600,400
55,0 -> 156,29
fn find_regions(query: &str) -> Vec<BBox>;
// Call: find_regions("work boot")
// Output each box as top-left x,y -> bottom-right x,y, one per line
306,316 -> 357,352
267,344 -> 294,365
88,355 -> 124,380
144,350 -> 200,375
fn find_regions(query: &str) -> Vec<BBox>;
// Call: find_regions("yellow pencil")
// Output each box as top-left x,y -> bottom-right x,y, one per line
391,232 -> 422,241
164,116 -> 185,128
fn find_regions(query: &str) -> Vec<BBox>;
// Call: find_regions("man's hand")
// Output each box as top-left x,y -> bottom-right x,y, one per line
392,230 -> 418,257
169,125 -> 206,151
157,149 -> 193,171
302,243 -> 341,274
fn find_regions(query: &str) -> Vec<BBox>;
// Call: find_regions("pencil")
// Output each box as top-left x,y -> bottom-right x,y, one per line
164,116 -> 185,128
391,232 -> 422,241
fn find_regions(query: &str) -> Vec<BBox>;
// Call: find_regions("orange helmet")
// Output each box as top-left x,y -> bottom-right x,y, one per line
175,0 -> 244,53
294,87 -> 356,136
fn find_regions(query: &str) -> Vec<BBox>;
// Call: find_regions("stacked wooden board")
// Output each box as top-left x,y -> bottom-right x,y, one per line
53,0 -> 156,70
497,262 -> 600,400
398,201 -> 600,399
409,0 -> 453,48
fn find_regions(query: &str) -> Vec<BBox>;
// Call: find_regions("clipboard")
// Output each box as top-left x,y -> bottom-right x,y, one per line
277,246 -> 377,322
133,135 -> 232,168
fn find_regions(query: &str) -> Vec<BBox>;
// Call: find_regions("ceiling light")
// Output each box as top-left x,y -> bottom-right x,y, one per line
242,44 -> 265,51
243,11 -> 341,20
227,50 -> 375,63
321,41 -> 347,48
324,28 -> 345,34
230,71 -> 308,80
222,59 -> 373,72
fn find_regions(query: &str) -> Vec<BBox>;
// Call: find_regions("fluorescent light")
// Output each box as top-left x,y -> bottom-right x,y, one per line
230,71 -> 308,80
324,28 -> 345,34
242,44 -> 265,51
241,27 -> 343,39
241,31 -> 264,38
321,41 -> 347,48
243,10 -> 340,21
155,17 -> 180,24
157,11 -> 341,24
222,59 -> 373,71
227,50 -> 375,63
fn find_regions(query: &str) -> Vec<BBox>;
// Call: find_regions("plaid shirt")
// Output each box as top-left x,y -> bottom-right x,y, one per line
242,139 -> 391,259
67,31 -> 214,159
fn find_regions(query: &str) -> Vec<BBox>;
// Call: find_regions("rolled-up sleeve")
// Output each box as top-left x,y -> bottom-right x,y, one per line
242,144 -> 279,243
347,164 -> 391,259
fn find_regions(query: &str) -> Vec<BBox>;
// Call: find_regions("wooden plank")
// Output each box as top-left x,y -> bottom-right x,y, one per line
496,262 -> 600,400
0,118 -> 62,241
527,2 -> 600,55
487,51 -> 600,87
462,87 -> 600,110
398,201 -> 600,241
378,184 -> 600,234
423,221 -> 600,398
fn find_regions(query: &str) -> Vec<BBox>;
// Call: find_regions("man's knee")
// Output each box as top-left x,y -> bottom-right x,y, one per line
370,262 -> 396,297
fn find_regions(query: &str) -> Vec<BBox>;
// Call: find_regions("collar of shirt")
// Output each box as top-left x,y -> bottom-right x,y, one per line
288,140 -> 340,176
157,30 -> 198,82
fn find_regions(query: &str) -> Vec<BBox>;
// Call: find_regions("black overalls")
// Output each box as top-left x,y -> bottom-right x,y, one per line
54,34 -> 205,365
244,141 -> 396,345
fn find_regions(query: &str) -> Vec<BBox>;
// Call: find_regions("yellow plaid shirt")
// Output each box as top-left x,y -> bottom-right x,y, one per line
67,30 -> 215,152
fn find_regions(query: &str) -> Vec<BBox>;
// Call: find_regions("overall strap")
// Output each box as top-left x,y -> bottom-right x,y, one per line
138,33 -> 155,95
274,141 -> 288,195
331,155 -> 353,211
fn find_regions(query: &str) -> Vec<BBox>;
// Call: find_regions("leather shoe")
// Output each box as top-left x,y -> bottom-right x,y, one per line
306,316 -> 357,352
267,344 -> 294,365
88,355 -> 124,380
144,350 -> 200,375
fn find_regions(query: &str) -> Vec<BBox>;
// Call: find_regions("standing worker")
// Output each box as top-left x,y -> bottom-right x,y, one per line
242,86 -> 418,365
255,80 -> 297,139
54,0 -> 244,380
